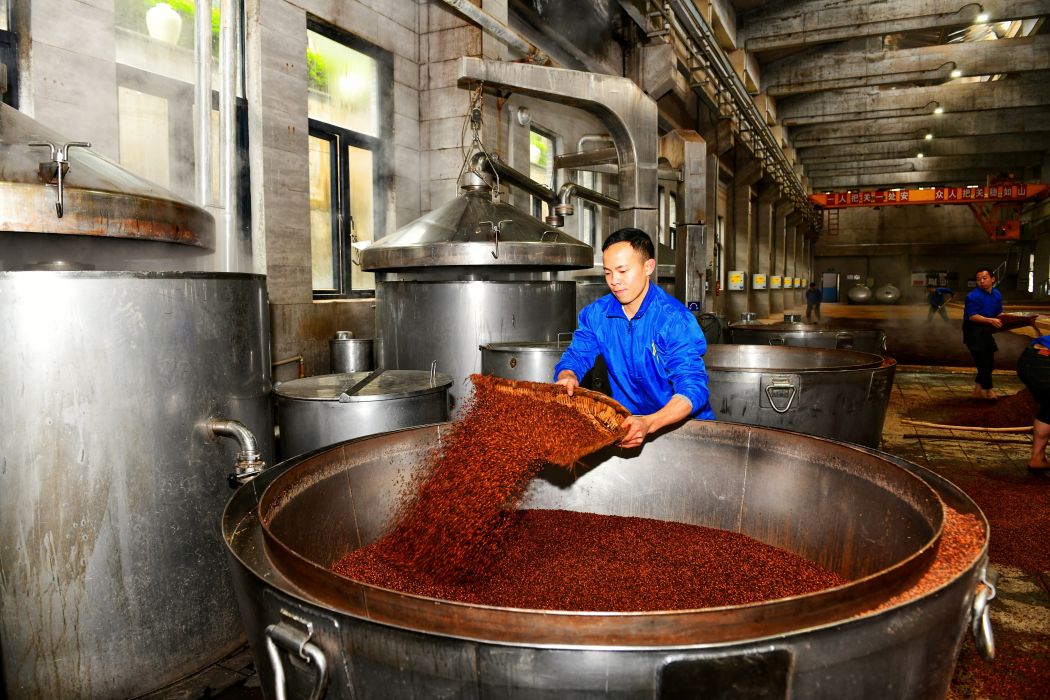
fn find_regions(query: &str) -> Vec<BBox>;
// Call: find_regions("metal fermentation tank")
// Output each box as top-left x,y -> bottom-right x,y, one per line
0,101 -> 273,697
362,181 -> 592,410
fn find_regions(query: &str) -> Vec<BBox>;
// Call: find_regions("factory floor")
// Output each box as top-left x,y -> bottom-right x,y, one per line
153,301 -> 1049,700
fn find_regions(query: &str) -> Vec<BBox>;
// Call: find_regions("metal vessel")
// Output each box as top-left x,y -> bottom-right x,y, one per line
222,421 -> 991,699
275,369 -> 452,460
480,340 -> 570,383
848,284 -> 873,304
706,345 -> 895,447
329,331 -> 374,373
0,271 -> 273,698
875,284 -> 902,304
362,182 -> 590,410
726,320 -> 887,353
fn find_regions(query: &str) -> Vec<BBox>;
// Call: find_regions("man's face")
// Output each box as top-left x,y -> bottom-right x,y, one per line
975,271 -> 995,292
603,241 -> 656,307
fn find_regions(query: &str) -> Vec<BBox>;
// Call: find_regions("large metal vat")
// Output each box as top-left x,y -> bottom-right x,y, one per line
329,331 -> 374,373
362,182 -> 591,411
0,271 -> 273,698
275,369 -> 452,460
222,421 -> 990,699
706,345 -> 895,447
726,320 -> 887,353
480,340 -> 569,383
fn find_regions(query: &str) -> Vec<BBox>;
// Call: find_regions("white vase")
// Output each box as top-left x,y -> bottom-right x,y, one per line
145,3 -> 182,45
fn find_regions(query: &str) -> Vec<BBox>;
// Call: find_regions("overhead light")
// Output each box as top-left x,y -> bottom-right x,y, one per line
976,12 -> 990,22
950,69 -> 963,79
917,152 -> 925,159
925,133 -> 934,140
934,106 -> 944,115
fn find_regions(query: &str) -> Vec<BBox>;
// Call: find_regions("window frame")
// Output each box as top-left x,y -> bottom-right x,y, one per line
528,125 -> 557,220
0,1 -> 18,107
306,18 -> 392,300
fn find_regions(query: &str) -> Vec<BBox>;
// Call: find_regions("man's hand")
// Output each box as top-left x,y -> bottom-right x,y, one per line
619,415 -> 652,449
989,317 -> 1003,329
556,370 -> 579,396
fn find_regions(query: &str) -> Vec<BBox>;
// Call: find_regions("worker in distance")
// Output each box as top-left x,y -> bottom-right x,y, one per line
554,227 -> 715,449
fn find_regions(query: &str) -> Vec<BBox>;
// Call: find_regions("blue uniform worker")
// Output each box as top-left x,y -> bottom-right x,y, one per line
1017,334 -> 1050,472
926,285 -> 954,323
962,267 -> 1003,399
555,228 -> 714,450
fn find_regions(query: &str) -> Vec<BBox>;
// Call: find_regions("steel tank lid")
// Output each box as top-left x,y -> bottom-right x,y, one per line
481,341 -> 571,353
275,370 -> 453,402
0,103 -> 214,248
361,188 -> 593,271
706,345 -> 887,371
728,321 -> 884,334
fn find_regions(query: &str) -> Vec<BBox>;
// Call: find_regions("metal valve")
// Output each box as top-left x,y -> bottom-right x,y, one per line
28,140 -> 91,218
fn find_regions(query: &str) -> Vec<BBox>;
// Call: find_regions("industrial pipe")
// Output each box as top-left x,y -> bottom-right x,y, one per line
272,354 -> 306,379
206,418 -> 266,485
469,151 -> 560,222
440,0 -> 550,65
553,182 -> 620,226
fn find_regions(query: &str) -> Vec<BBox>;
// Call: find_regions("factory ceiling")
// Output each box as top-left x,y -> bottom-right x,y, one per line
512,0 -> 1050,197
730,0 -> 1050,193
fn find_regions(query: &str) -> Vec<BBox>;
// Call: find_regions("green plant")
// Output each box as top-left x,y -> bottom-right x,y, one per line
307,48 -> 330,93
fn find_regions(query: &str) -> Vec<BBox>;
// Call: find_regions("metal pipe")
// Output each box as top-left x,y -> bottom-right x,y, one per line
194,0 -> 212,207
206,418 -> 266,484
555,181 -> 620,215
272,354 -> 305,379
577,134 -> 614,151
440,0 -> 550,65
469,151 -> 559,210
220,0 -> 238,271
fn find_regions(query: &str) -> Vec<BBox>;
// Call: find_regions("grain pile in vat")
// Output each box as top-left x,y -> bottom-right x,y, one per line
333,374 -> 849,610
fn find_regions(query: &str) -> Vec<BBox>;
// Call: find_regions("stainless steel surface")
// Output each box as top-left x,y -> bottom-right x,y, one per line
481,340 -> 571,383
275,370 -> 453,460
207,418 -> 267,484
222,421 -> 988,698
727,321 -> 888,353
373,279 -> 577,409
361,186 -> 592,270
471,152 -> 559,219
876,284 -> 902,304
0,103 -> 214,248
706,345 -> 895,447
457,57 -> 659,235
0,272 -> 273,698
330,333 -> 375,373
849,285 -> 874,303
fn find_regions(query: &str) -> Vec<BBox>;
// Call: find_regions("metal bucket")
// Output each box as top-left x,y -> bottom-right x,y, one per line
330,331 -> 375,373
706,345 -> 895,447
222,421 -> 989,699
480,338 -> 572,383
0,271 -> 273,698
275,369 -> 453,460
726,321 -> 887,353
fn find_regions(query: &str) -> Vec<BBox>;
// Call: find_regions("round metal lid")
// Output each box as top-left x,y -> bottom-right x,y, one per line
481,341 -> 571,354
275,370 -> 453,402
361,189 -> 593,270
706,345 -> 887,371
729,322 -> 884,334
0,103 -> 213,248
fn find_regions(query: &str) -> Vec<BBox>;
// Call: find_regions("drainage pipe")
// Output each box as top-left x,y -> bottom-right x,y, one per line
440,0 -> 551,65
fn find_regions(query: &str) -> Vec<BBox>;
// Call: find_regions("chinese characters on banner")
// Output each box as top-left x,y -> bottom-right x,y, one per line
813,184 -> 1038,208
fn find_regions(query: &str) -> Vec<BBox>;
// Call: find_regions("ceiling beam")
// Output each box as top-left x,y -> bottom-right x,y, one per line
796,133 -> 1050,162
737,0 -> 1050,53
806,153 -> 1046,177
763,34 -> 1050,96
778,72 -> 1050,126
789,106 -> 1050,146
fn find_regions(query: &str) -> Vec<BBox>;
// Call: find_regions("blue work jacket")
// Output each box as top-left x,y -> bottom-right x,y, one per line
553,284 -> 715,420
962,286 -> 1003,346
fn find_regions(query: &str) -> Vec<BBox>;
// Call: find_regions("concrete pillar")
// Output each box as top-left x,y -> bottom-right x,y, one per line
773,198 -> 793,314
728,152 -> 762,321
755,186 -> 776,318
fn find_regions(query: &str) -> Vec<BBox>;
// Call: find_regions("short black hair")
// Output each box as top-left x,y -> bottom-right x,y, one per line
975,267 -> 995,278
602,228 -> 655,260
809,282 -> 816,288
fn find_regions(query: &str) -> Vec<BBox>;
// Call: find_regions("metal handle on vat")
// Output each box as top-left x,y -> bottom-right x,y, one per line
557,331 -> 574,347
834,332 -> 854,349
764,380 -> 797,414
768,336 -> 786,346
265,621 -> 330,700
971,565 -> 998,661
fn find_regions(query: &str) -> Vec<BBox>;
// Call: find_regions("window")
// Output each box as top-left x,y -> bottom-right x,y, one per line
575,169 -> 600,249
0,0 -> 17,107
657,185 -> 677,249
529,128 -> 555,220
308,22 -> 390,298
113,0 -> 247,214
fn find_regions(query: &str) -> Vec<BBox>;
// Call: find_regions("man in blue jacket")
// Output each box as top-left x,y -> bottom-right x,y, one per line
554,228 -> 715,449
963,267 -> 1003,399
